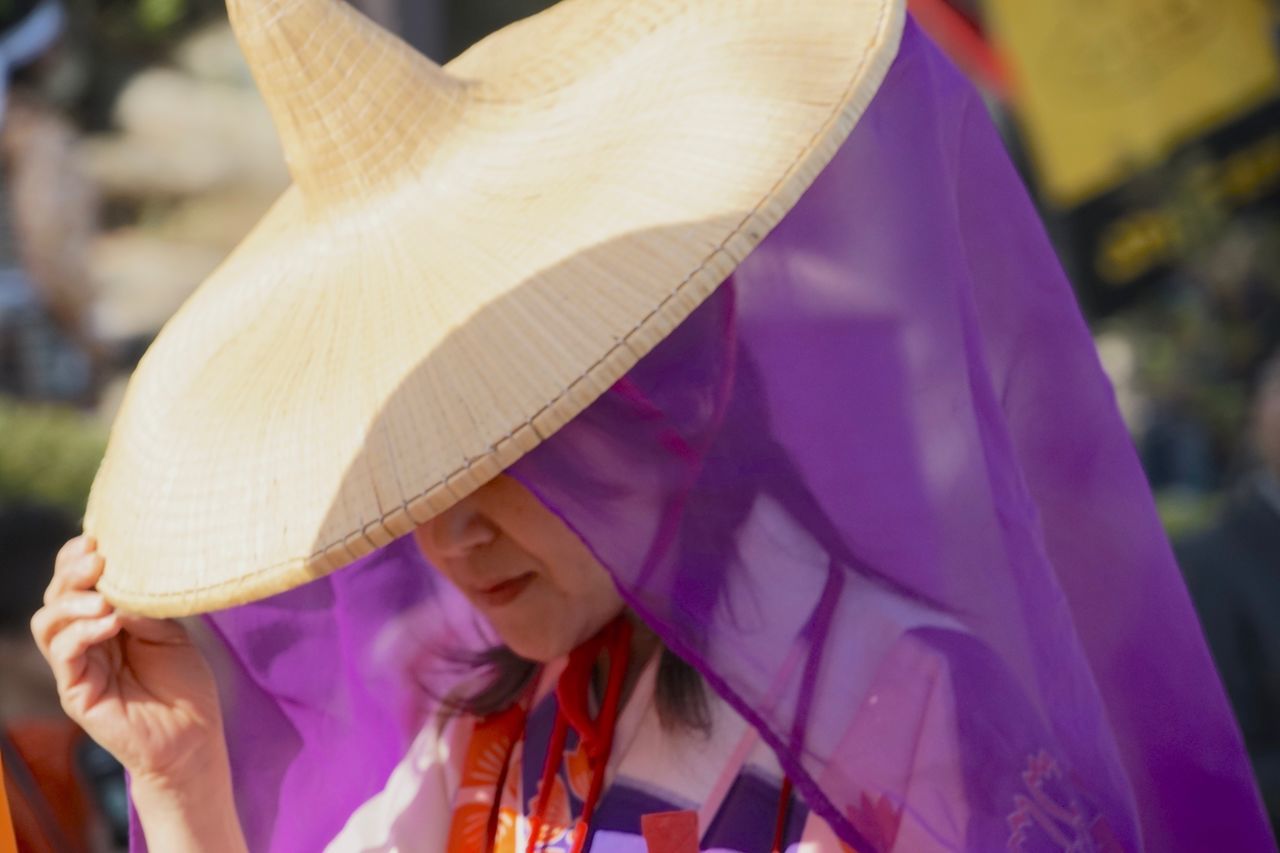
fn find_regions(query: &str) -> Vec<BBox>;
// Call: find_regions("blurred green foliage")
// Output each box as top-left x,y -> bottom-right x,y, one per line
0,397 -> 106,516
135,0 -> 185,33
1155,490 -> 1223,541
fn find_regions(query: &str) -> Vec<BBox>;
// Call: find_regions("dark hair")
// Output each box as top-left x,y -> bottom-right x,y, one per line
439,644 -> 712,734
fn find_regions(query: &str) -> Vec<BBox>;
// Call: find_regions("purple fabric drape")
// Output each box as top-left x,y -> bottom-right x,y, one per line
130,20 -> 1274,853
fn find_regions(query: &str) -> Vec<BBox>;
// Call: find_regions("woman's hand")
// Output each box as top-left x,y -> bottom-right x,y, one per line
31,534 -> 222,783
32,535 -> 247,851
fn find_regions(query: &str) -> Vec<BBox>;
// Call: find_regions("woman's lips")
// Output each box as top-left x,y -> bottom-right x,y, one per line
472,572 -> 535,607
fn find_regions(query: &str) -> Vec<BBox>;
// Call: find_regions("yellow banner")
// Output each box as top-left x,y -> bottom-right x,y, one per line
984,0 -> 1280,206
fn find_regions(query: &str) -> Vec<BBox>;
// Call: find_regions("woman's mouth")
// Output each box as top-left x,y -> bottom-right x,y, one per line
473,572 -> 536,607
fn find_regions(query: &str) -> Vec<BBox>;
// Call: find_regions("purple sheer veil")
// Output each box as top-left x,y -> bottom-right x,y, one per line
131,20 -> 1273,853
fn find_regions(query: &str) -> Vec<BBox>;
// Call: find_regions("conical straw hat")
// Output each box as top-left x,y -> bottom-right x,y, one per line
87,0 -> 905,616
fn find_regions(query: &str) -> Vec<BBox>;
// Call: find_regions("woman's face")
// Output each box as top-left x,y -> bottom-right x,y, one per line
412,475 -> 625,662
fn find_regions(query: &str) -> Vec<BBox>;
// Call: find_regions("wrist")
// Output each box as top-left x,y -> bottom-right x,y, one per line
130,739 -> 232,804
130,747 -> 246,853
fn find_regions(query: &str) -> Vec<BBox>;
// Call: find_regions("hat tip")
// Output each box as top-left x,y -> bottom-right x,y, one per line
227,0 -> 463,209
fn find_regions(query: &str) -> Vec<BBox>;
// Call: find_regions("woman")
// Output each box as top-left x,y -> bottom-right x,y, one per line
29,0 -> 1276,850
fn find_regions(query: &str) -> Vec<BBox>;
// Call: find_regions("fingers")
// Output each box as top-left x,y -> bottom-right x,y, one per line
30,591 -> 112,654
55,534 -> 93,568
34,536 -> 118,706
44,611 -> 122,698
45,536 -> 102,605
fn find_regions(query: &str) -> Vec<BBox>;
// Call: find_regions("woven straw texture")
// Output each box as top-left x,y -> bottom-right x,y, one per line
87,0 -> 905,616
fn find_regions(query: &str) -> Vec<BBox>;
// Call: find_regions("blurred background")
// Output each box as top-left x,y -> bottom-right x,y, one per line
0,0 -> 1277,849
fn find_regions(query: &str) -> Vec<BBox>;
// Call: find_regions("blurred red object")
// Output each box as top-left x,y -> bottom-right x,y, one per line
908,0 -> 1010,99
0,746 -> 15,853
1,720 -> 95,853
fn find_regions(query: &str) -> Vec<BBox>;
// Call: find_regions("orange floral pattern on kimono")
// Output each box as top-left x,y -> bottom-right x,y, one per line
447,701 -> 592,853
447,705 -> 534,853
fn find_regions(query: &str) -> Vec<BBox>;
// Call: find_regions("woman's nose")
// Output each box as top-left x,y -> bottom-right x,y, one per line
427,500 -> 497,558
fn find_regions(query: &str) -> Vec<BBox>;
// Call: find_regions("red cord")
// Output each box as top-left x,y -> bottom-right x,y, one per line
521,617 -> 634,853
525,708 -> 569,853
569,620 -> 631,853
771,776 -> 794,853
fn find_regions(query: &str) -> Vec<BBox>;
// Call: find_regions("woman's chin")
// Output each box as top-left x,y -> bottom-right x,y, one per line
482,596 -> 577,662
477,579 -> 628,663
496,624 -> 575,663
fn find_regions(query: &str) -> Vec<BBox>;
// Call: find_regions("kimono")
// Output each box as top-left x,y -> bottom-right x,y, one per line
327,498 -> 1121,852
